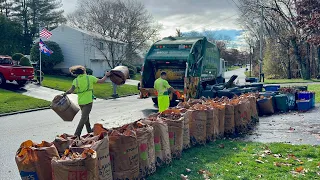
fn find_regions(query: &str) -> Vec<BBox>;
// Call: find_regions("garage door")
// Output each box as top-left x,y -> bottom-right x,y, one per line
90,61 -> 104,77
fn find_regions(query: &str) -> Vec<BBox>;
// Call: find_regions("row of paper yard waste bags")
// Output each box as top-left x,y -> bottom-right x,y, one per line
16,93 -> 261,180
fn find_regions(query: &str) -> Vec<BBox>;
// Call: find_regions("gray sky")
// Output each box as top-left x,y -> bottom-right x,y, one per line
61,0 -> 241,37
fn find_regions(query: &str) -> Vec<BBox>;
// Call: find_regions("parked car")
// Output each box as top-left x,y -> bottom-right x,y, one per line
0,55 -> 34,86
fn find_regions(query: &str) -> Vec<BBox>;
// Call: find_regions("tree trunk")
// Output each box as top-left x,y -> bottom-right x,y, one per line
287,47 -> 292,79
318,46 -> 320,76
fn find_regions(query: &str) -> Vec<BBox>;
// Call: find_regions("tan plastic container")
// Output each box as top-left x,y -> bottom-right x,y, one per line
110,66 -> 129,85
51,95 -> 80,121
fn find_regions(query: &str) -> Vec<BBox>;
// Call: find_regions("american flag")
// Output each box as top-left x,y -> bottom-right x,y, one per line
39,39 -> 53,56
40,28 -> 52,39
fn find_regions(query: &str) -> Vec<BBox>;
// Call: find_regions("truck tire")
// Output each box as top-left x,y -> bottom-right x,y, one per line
17,80 -> 27,87
0,74 -> 6,86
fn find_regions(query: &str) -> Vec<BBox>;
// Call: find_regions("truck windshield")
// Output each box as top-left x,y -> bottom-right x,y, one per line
0,58 -> 13,65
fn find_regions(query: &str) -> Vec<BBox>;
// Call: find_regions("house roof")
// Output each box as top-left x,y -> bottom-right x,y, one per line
34,24 -> 126,44
65,25 -> 126,44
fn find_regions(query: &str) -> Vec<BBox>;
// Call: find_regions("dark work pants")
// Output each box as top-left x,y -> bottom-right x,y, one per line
74,103 -> 93,137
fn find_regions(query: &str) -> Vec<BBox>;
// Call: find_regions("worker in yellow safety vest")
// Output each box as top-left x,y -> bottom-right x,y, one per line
154,71 -> 177,112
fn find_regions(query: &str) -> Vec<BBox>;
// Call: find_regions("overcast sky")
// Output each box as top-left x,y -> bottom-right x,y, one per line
61,0 -> 241,37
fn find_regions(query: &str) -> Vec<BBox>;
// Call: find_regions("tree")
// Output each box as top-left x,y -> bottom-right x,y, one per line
68,0 -> 159,69
10,0 -> 65,54
12,53 -> 24,61
19,56 -> 31,66
0,15 -> 24,55
0,0 -> 14,17
30,41 -> 64,73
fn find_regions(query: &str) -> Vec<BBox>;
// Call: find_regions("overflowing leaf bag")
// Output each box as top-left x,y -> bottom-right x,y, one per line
140,119 -> 172,167
51,148 -> 98,180
217,105 -> 226,138
204,101 -> 222,139
109,66 -> 129,85
237,99 -> 251,133
52,133 -> 78,156
187,104 -> 208,145
246,95 -> 259,123
51,95 -> 80,121
16,141 -> 59,180
224,103 -> 235,136
108,126 -> 139,180
169,108 -> 191,149
257,97 -> 275,116
127,121 -> 156,178
159,109 -> 184,159
205,107 -> 215,141
70,133 -> 113,180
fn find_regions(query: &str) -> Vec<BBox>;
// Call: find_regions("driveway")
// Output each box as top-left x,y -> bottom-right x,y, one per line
225,67 -> 247,84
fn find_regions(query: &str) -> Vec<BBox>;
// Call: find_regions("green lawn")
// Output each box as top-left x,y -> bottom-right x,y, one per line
132,73 -> 141,81
0,89 -> 50,114
264,79 -> 320,84
227,66 -> 240,71
42,75 -> 139,99
149,140 -> 320,180
306,84 -> 320,103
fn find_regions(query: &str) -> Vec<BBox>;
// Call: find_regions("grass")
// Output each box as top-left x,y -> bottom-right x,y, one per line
244,71 -> 253,77
148,140 -> 320,180
42,75 -> 139,99
227,66 -> 240,71
132,73 -> 141,81
306,84 -> 320,103
0,89 -> 50,114
264,79 -> 320,84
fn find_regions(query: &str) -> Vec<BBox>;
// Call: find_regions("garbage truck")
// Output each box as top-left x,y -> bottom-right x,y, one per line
138,36 -> 226,105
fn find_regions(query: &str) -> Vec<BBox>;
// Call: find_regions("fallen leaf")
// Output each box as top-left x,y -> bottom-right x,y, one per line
274,162 -> 281,167
264,150 -> 272,155
317,172 -> 320,176
295,166 -> 304,173
288,154 -> 297,160
289,127 -> 295,131
198,170 -> 205,174
237,176 -> 241,178
255,159 -> 264,164
273,154 -> 282,158
219,144 -> 225,149
257,174 -> 263,178
180,174 -> 188,180
237,162 -> 242,166
258,157 -> 263,160
185,168 -> 191,173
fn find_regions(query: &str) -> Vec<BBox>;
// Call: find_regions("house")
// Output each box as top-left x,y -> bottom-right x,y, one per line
35,25 -> 126,77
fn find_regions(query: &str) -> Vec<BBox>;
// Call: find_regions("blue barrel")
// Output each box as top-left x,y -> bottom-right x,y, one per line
264,85 -> 280,92
298,92 -> 312,100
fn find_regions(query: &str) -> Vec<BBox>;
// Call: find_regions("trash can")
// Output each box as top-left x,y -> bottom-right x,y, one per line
274,94 -> 289,112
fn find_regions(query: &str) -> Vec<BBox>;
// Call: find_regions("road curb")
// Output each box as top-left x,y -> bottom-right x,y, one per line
0,107 -> 51,117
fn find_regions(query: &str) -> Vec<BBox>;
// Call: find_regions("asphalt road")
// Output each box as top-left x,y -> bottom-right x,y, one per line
225,66 -> 247,84
0,95 -> 156,180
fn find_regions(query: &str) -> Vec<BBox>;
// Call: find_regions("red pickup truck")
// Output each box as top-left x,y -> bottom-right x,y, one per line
0,55 -> 34,86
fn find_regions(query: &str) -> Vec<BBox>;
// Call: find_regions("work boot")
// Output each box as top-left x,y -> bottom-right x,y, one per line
112,94 -> 119,98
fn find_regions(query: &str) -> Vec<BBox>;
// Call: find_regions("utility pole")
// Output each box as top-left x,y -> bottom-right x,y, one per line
259,1 -> 264,82
250,45 -> 252,77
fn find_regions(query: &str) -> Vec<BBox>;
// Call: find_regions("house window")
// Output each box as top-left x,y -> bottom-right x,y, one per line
99,42 -> 104,50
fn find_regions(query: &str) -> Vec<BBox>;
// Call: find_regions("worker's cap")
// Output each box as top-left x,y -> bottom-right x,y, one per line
69,65 -> 86,75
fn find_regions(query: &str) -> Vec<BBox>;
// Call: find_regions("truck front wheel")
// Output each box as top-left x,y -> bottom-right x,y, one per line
0,74 -> 6,86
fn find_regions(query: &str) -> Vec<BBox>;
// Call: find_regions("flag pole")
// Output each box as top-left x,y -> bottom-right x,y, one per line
39,41 -> 42,86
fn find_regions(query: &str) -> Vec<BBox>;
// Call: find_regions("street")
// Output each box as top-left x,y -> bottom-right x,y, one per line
0,96 -> 156,180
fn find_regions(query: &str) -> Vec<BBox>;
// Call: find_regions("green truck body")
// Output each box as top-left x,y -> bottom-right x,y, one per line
139,36 -> 225,104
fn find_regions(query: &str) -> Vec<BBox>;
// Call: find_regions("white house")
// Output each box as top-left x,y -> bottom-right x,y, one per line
35,25 -> 126,77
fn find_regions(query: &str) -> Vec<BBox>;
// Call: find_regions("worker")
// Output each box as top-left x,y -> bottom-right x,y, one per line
154,71 -> 177,112
64,65 -> 110,137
